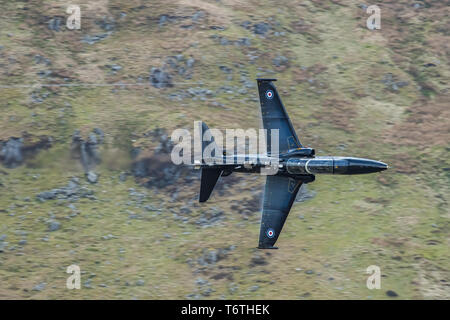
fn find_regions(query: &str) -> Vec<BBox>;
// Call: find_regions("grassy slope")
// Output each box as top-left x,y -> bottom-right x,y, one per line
0,0 -> 448,299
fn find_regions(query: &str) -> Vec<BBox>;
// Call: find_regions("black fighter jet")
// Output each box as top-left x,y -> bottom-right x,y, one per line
196,79 -> 388,249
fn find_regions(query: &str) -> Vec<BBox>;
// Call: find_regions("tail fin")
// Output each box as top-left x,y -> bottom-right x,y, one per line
198,121 -> 222,202
199,167 -> 222,202
257,79 -> 302,154
195,121 -> 218,164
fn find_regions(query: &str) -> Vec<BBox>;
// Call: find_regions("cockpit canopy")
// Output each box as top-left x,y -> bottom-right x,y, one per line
281,147 -> 315,158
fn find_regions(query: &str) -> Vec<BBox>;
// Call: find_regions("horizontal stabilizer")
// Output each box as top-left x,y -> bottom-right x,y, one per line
199,168 -> 222,202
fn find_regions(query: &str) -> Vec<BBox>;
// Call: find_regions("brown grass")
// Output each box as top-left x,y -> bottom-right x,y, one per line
314,98 -> 357,132
385,95 -> 450,147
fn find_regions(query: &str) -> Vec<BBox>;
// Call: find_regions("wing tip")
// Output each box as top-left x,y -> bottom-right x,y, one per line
257,246 -> 279,250
256,78 -> 277,82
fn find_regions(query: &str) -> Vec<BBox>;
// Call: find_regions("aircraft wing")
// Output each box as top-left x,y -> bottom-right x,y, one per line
257,79 -> 302,154
258,175 -> 302,249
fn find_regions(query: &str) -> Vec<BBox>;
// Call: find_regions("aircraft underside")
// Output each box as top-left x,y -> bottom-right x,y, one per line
195,79 -> 388,249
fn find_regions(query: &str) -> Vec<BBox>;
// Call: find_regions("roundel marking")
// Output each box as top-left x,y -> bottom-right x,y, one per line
266,228 -> 275,238
265,90 -> 274,100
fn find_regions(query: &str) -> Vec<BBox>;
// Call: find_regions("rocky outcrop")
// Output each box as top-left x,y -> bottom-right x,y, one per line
71,129 -> 104,173
149,54 -> 196,88
0,135 -> 52,168
0,138 -> 23,168
131,128 -> 193,189
149,67 -> 173,88
36,177 -> 95,202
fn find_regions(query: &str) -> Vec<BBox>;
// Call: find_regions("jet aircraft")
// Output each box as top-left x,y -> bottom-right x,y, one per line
196,79 -> 388,249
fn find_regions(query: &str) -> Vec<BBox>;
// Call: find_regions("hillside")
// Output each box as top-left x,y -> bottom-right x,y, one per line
0,0 -> 449,299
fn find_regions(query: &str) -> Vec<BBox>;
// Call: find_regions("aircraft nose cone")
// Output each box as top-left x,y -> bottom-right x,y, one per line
347,158 -> 389,174
378,161 -> 389,171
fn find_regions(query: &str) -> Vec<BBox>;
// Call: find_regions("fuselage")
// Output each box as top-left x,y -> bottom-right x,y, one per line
200,154 -> 388,179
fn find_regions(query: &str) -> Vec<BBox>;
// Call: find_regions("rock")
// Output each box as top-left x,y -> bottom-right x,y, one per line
37,190 -> 55,201
119,172 -> 127,182
254,22 -> 270,35
305,270 -> 315,275
47,220 -> 61,232
18,240 -> 27,245
192,11 -> 205,22
166,56 -> 178,69
201,287 -> 213,297
160,55 -> 195,80
71,129 -> 103,172
196,278 -> 208,286
186,58 -> 195,69
136,279 -> 145,286
30,88 -> 51,103
150,67 -> 172,88
93,128 -> 104,142
102,234 -> 116,240
36,177 -> 94,202
0,138 -> 23,168
131,160 -> 149,178
381,73 -> 408,91
96,17 -> 115,31
0,235 -> 6,253
273,55 -> 289,67
186,87 -> 214,99
197,246 -> 234,266
132,128 -> 193,188
34,55 -> 51,66
84,279 -> 93,289
32,282 -> 46,291
48,17 -> 62,31
235,38 -> 251,46
195,207 -> 225,227
110,64 -> 122,72
219,66 -> 232,74
250,253 -> 268,267
228,283 -> 238,294
86,171 -> 98,184
395,81 -> 409,88
249,285 -> 259,292
82,32 -> 112,45
37,70 -> 52,78
386,290 -> 398,297
240,21 -> 252,29
159,15 -> 168,28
